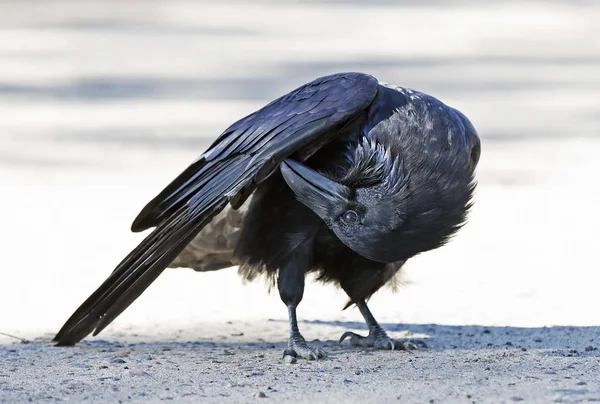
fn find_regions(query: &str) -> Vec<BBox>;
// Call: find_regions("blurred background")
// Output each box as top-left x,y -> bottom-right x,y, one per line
1,0 -> 599,341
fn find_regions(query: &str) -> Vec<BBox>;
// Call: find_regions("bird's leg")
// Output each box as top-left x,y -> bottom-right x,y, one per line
278,250 -> 326,360
340,300 -> 423,350
282,303 -> 326,360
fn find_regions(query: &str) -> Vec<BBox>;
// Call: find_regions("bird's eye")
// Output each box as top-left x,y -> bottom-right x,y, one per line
342,210 -> 358,224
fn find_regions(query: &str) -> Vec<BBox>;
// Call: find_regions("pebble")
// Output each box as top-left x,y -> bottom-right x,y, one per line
109,358 -> 126,364
127,371 -> 151,377
70,363 -> 91,369
283,355 -> 297,365
257,391 -> 267,398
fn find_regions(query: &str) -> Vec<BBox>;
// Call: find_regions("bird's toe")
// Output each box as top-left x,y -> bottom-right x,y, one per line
339,328 -> 399,350
339,331 -> 374,348
394,339 -> 428,351
373,336 -> 395,350
284,341 -> 327,360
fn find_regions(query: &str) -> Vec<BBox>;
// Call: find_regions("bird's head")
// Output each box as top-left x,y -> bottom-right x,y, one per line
281,106 -> 480,263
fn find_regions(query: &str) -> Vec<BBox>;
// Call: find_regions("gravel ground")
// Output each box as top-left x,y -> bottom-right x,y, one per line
2,324 -> 600,403
1,0 -> 600,403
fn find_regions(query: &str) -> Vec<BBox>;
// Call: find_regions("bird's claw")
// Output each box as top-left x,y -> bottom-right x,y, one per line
283,337 -> 327,360
339,330 -> 396,350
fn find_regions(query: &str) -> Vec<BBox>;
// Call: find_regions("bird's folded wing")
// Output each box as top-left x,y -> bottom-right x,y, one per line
53,72 -> 378,345
132,72 -> 378,231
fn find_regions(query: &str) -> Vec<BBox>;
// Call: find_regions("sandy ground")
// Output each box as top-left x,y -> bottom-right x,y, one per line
1,0 -> 600,402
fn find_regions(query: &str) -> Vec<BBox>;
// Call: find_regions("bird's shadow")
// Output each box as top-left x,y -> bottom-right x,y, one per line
298,321 -> 600,356
4,323 -> 598,360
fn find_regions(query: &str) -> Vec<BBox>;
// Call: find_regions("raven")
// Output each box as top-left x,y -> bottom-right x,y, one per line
54,72 -> 480,359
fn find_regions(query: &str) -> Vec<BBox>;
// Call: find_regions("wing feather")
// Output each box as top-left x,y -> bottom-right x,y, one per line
53,72 -> 378,345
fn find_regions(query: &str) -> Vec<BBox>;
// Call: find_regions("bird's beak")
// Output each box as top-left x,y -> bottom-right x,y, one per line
280,159 -> 350,219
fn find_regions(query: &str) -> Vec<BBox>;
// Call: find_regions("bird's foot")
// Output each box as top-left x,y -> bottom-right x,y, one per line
393,338 -> 428,351
339,327 -> 426,351
283,334 -> 327,360
339,326 -> 395,350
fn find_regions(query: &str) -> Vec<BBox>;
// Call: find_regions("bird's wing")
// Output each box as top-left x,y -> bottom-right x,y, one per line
53,72 -> 378,345
131,72 -> 378,231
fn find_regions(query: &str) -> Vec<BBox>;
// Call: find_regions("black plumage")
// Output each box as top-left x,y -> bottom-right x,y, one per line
54,72 -> 480,358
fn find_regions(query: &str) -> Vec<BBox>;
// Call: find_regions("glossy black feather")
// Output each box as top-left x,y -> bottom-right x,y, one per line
131,73 -> 378,232
54,72 -> 479,349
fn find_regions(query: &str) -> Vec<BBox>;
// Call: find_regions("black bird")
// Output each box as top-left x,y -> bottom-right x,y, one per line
54,72 -> 480,359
